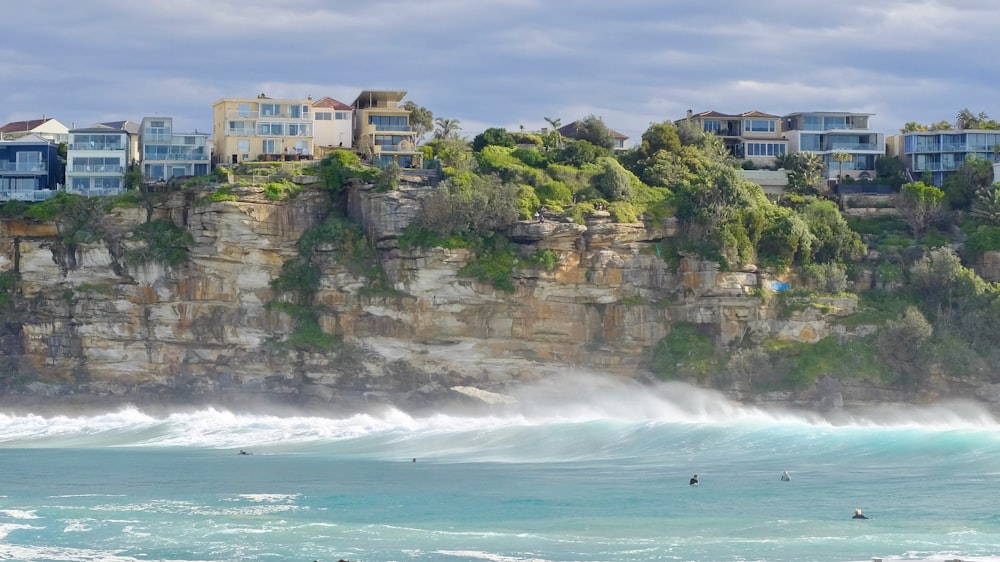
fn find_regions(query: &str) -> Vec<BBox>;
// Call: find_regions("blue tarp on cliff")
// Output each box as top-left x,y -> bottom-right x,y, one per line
769,281 -> 790,292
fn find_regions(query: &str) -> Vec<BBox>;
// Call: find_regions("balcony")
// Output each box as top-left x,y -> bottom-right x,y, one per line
0,162 -> 48,173
825,142 -> 881,151
225,109 -> 310,120
69,143 -> 125,151
143,133 -> 172,142
69,165 -> 123,173
0,188 -> 56,202
372,124 -> 413,132
143,153 -> 209,161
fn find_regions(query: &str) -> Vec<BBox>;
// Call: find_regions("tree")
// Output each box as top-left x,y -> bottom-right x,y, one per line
572,114 -> 616,150
929,120 -> 953,131
471,128 -> 515,152
831,151 -> 853,184
894,181 -> 946,237
402,101 -> 433,143
956,108 -> 980,130
543,117 -> 563,149
900,121 -> 927,133
433,118 -> 461,140
780,152 -> 826,195
875,155 -> 906,188
942,155 -> 993,210
970,182 -> 1000,225
592,157 -> 633,201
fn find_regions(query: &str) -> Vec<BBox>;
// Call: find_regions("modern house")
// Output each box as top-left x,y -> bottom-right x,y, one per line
0,133 -> 62,201
212,94 -> 314,165
312,96 -> 353,156
890,129 -> 1000,187
557,120 -> 630,150
0,117 -> 70,144
351,90 -> 422,168
677,110 -> 787,165
99,121 -> 141,169
139,117 -> 210,181
65,124 -> 131,196
782,112 -> 885,181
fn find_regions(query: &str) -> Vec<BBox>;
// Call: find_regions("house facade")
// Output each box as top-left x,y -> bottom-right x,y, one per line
0,117 -> 70,144
312,96 -> 353,154
677,110 -> 787,165
892,130 -> 1000,186
139,117 -> 210,181
783,112 -> 885,181
352,90 -> 422,168
212,95 -> 314,165
0,133 -> 62,201
65,125 -> 131,196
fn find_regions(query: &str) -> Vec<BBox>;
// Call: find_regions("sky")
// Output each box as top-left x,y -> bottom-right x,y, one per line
4,0 -> 1000,146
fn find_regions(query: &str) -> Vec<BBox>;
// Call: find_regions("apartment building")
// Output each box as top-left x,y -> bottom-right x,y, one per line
212,95 -> 314,165
351,90 -> 422,169
783,112 -> 884,180
65,124 -> 132,196
0,133 -> 62,201
891,130 -> 1000,186
677,110 -> 787,166
139,117 -> 210,181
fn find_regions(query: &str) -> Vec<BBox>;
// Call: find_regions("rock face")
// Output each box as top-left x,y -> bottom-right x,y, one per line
0,182 -> 871,411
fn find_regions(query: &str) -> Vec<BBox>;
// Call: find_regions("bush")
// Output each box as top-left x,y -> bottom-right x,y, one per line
126,219 -> 193,267
652,323 -> 718,382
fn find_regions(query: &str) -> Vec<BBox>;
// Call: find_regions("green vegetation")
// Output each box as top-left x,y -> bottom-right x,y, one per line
652,323 -> 719,382
126,219 -> 193,267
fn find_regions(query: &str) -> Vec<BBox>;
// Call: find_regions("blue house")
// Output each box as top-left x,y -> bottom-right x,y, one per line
897,130 -> 1000,186
0,133 -> 62,201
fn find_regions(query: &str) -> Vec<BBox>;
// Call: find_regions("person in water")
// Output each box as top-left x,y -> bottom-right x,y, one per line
689,474 -> 699,486
781,470 -> 791,481
852,508 -> 868,519
238,449 -> 250,455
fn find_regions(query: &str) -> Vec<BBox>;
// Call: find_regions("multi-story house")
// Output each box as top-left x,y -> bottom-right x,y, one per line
139,117 -> 210,181
783,112 -> 884,181
0,117 -> 70,144
351,90 -> 422,169
65,124 -> 131,196
677,110 -> 787,166
0,133 -> 62,201
212,94 -> 314,165
312,96 -> 353,154
891,129 -> 1000,187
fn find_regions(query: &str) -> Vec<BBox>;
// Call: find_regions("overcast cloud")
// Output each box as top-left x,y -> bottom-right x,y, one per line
4,0 -> 999,144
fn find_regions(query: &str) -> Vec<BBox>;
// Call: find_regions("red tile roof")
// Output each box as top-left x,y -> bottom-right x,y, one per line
312,96 -> 352,110
0,118 -> 51,134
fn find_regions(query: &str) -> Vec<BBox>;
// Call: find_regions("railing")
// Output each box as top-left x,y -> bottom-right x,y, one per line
0,189 -> 56,202
0,162 -> 48,172
69,166 -> 123,173
375,144 -> 419,152
826,143 -> 881,151
68,144 -> 125,151
65,186 -> 125,197
225,110 -> 310,120
144,154 -> 209,161
143,133 -> 172,142
372,124 -> 413,132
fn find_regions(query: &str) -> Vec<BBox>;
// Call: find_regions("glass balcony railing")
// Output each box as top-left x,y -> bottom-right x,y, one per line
0,189 -> 56,202
225,110 -> 311,120
372,124 -> 413,132
69,165 -> 123,173
0,162 -> 48,172
826,143 -> 880,151
69,144 -> 125,151
143,133 -> 172,142
143,154 -> 209,161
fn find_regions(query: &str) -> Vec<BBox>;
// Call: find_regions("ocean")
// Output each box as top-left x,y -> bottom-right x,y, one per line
1,375 -> 999,562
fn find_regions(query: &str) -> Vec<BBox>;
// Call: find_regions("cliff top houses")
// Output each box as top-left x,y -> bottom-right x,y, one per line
1,95 -> 996,202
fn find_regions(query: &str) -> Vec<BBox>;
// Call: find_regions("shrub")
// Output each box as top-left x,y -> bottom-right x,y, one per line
652,323 -> 718,382
126,219 -> 193,267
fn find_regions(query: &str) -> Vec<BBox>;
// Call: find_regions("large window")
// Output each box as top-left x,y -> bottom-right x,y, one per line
374,135 -> 409,148
260,103 -> 280,117
823,116 -> 846,130
802,115 -> 822,130
262,139 -> 277,154
257,122 -> 285,136
744,142 -> 786,157
15,151 -> 42,172
335,112 -> 349,120
315,112 -> 332,121
72,157 -> 122,172
368,115 -> 409,131
72,133 -> 124,151
290,104 -> 309,119
703,120 -> 722,133
744,119 -> 776,133
799,134 -> 822,151
94,177 -> 121,190
295,140 -> 308,154
238,103 -> 250,118
237,140 -> 250,155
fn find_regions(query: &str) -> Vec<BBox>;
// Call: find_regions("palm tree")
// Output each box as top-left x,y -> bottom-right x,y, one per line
831,151 -> 853,185
544,117 -> 563,149
434,118 -> 461,140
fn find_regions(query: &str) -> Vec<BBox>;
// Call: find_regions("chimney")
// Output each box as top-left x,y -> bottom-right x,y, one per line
687,109 -> 693,119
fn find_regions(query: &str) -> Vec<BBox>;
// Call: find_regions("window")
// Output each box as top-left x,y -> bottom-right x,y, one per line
703,120 -> 721,133
315,112 -> 332,121
150,120 -> 165,128
237,140 -> 250,154
184,136 -> 195,145
744,142 -> 786,157
15,151 -> 42,172
260,103 -> 280,117
802,116 -> 822,130
262,139 -> 277,154
295,140 -> 308,154
368,115 -> 409,130
335,112 -> 349,120
257,122 -> 284,136
72,177 -> 89,191
238,103 -> 250,118
744,119 -> 775,133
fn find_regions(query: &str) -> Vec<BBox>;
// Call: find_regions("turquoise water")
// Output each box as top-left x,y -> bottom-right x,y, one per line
1,377 -> 1000,561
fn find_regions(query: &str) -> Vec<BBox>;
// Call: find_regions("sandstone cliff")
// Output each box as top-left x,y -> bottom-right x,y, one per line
0,181 -> 893,413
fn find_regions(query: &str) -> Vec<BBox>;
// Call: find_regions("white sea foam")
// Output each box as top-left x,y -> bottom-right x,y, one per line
0,522 -> 40,540
0,509 -> 40,519
435,550 -> 551,562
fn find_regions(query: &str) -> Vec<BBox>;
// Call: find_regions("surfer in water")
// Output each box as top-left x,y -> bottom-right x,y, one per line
781,470 -> 791,481
238,449 -> 250,455
689,474 -> 699,486
852,508 -> 868,519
